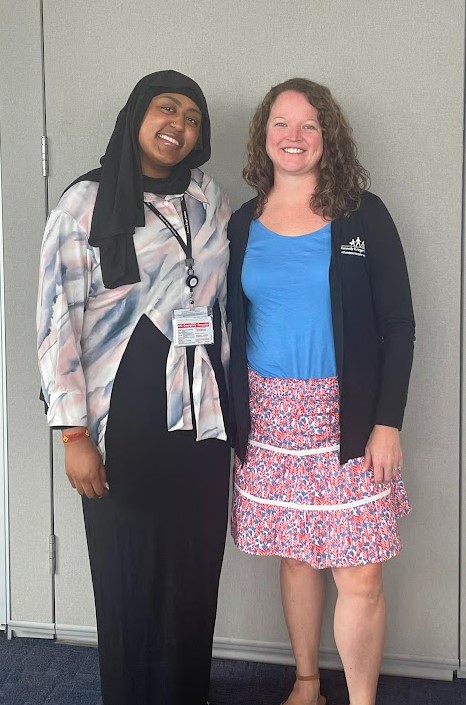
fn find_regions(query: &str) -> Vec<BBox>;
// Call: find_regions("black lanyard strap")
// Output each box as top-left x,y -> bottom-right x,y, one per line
145,197 -> 192,262
145,197 -> 199,299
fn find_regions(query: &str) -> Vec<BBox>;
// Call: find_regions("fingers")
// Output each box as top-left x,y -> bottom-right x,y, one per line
99,463 -> 110,493
372,461 -> 385,484
362,446 -> 372,472
371,458 -> 402,485
87,464 -> 109,499
364,425 -> 403,485
73,480 -> 99,499
66,466 -> 109,499
77,481 -> 106,499
89,465 -> 110,499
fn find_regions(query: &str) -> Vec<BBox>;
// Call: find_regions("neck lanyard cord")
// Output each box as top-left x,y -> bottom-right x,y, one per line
145,198 -> 199,302
145,197 -> 193,264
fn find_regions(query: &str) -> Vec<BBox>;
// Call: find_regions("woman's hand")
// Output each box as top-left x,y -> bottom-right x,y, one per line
363,424 -> 402,484
64,433 -> 109,499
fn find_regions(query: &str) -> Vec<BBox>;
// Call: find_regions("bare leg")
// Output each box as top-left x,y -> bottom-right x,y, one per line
332,563 -> 385,705
280,557 -> 326,705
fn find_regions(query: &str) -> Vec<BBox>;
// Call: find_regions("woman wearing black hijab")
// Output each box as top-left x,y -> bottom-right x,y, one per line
37,70 -> 231,705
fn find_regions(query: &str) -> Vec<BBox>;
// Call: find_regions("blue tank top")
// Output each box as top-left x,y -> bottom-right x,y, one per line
242,220 -> 336,379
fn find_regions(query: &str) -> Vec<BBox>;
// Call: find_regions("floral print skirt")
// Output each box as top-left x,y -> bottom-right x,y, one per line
231,369 -> 411,569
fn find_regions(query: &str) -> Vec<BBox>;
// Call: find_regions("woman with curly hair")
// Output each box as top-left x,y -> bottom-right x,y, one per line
227,78 -> 415,705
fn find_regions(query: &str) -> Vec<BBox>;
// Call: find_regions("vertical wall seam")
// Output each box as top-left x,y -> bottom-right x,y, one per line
40,0 -> 48,219
39,0 -> 56,632
459,3 -> 466,672
0,128 -> 11,631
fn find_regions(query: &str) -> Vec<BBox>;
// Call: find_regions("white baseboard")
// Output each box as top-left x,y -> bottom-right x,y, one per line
457,664 -> 466,678
7,621 -> 55,639
7,623 -> 457,681
55,623 -> 97,646
212,637 -> 456,681
377,653 -> 456,681
213,637 -> 295,666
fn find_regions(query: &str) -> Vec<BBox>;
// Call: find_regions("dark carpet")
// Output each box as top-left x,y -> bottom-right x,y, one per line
1,634 -> 466,704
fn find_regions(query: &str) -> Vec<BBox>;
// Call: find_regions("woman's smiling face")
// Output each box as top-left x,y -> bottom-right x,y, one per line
265,90 -> 323,179
138,93 -> 202,178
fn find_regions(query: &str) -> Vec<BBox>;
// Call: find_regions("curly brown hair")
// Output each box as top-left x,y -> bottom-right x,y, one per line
243,78 -> 370,219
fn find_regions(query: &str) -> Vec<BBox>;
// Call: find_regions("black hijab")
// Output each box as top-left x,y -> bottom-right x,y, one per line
71,70 -> 211,289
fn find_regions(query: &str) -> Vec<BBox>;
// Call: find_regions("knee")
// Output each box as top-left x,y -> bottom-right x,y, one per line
281,557 -> 312,572
334,565 -> 384,604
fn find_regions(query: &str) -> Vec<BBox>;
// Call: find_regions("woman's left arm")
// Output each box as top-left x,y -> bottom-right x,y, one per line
362,195 -> 415,483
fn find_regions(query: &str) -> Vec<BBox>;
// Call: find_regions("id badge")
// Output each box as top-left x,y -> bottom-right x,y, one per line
172,306 -> 214,347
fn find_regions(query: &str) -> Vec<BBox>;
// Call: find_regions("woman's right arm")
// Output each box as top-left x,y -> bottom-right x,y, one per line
37,209 -> 108,498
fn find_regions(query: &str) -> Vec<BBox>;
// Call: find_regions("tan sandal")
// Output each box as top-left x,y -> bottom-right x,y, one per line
280,671 -> 327,705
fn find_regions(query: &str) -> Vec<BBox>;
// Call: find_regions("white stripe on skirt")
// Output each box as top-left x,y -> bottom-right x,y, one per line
248,439 -> 340,457
234,482 -> 391,512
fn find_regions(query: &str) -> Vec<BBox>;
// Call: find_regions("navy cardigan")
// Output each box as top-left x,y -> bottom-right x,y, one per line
227,191 -> 415,464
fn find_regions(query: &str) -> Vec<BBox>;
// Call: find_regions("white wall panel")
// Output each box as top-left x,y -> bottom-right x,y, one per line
0,0 -> 53,625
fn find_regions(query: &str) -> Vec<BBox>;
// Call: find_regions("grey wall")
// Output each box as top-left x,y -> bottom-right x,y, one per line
0,0 -> 465,677
0,1 -> 53,627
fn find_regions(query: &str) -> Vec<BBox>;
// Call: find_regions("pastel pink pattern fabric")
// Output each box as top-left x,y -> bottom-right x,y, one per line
231,369 -> 411,568
37,170 -> 230,460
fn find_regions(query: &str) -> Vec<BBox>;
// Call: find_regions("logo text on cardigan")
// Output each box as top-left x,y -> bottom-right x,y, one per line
341,237 -> 365,257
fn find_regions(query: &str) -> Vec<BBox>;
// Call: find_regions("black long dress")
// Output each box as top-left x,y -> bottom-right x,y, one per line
82,308 -> 230,705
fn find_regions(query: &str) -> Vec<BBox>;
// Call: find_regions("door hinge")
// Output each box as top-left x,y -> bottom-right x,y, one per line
41,135 -> 49,177
48,534 -> 56,575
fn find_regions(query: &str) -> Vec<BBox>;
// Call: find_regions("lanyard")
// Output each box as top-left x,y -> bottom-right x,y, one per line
145,197 -> 198,304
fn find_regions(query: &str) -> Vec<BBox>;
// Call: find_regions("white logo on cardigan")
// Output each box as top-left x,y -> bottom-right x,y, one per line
341,237 -> 365,257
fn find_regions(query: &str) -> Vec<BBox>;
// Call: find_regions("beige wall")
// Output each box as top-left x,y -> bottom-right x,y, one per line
0,0 -> 465,678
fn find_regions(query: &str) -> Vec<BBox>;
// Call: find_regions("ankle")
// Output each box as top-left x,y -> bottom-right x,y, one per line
292,677 -> 321,700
